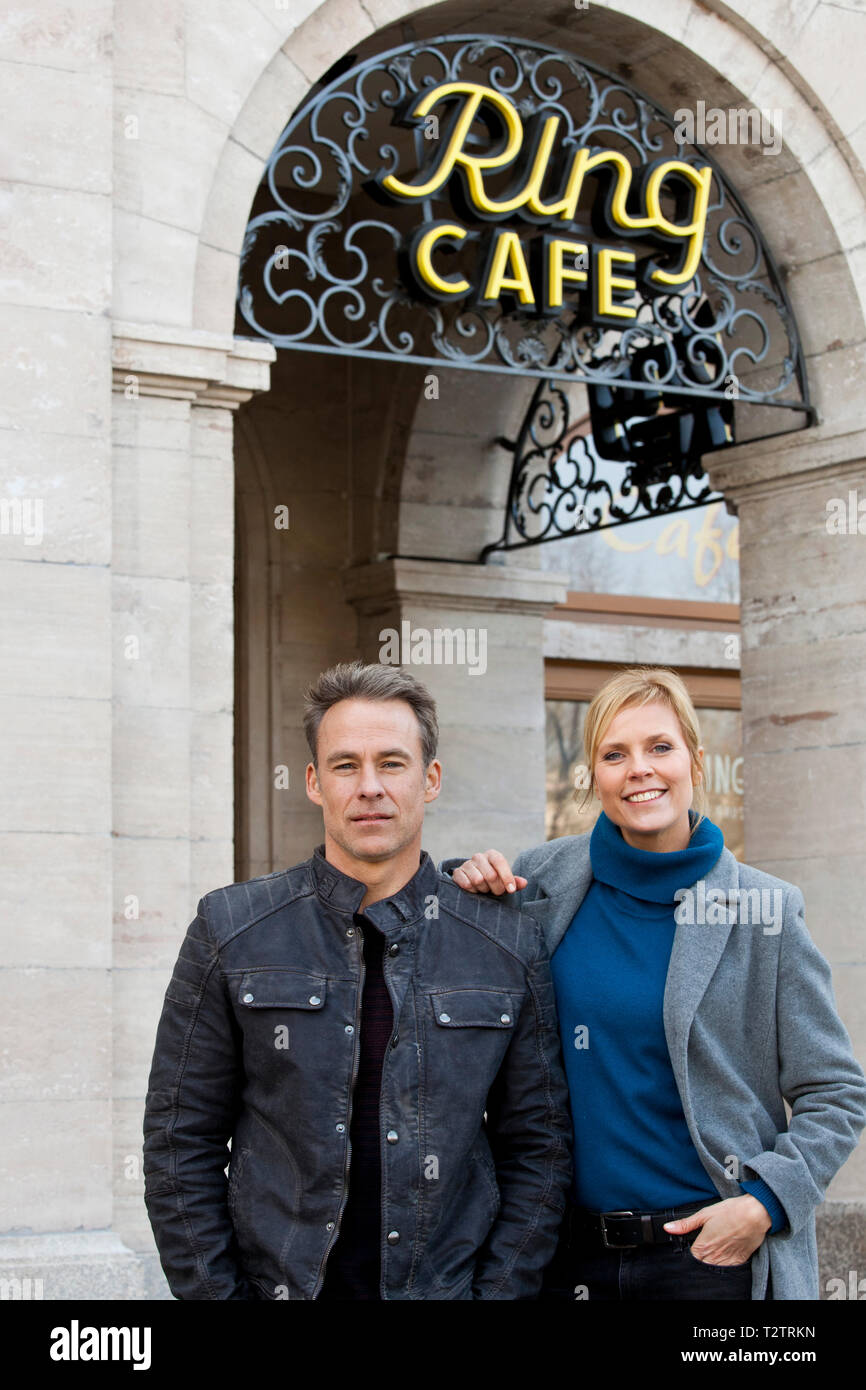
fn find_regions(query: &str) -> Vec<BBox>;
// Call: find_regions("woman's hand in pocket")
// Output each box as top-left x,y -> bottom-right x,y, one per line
664,1195 -> 772,1266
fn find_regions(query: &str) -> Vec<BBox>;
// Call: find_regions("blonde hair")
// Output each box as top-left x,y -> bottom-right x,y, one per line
579,666 -> 708,831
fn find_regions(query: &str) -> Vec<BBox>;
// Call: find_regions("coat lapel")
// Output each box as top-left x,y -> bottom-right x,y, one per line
663,846 -> 739,1068
520,845 -> 594,958
521,835 -> 739,1032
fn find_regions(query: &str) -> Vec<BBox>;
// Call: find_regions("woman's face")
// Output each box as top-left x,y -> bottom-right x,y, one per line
593,699 -> 703,852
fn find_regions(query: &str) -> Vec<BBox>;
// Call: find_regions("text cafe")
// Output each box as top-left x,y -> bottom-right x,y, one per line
371,80 -> 713,324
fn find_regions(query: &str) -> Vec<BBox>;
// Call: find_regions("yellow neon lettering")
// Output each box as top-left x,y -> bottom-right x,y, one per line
381,82 -> 714,279
519,115 -> 573,218
597,248 -> 637,319
482,230 -> 535,305
645,162 -> 713,286
455,111 -> 567,218
559,149 -> 649,228
381,82 -> 523,207
547,240 -> 588,309
414,223 -> 470,296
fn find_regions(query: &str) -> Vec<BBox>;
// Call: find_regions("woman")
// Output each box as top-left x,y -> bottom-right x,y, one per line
449,667 -> 866,1301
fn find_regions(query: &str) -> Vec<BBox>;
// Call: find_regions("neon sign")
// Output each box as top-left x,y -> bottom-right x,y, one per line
377,81 -> 713,322
238,34 -> 809,415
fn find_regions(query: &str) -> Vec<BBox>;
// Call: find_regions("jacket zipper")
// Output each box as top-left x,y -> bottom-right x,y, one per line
311,920 -> 365,1298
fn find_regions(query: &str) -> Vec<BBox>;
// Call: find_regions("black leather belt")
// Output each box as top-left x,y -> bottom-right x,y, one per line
567,1198 -> 716,1250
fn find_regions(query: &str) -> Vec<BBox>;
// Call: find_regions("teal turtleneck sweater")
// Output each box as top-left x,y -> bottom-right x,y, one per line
550,810 -> 786,1230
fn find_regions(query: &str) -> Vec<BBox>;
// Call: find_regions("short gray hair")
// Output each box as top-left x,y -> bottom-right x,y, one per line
303,661 -> 439,768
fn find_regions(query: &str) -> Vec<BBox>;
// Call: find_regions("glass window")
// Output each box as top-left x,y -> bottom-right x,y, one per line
538,500 -> 740,604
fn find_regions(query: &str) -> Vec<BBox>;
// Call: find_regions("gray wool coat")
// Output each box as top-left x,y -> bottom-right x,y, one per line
446,832 -> 866,1300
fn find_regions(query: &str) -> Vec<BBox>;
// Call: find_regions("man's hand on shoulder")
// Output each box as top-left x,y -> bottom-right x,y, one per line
452,850 -> 527,896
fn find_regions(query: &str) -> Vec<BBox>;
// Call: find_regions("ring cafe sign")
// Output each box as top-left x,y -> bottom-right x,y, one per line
378,80 -> 711,325
238,36 -> 808,410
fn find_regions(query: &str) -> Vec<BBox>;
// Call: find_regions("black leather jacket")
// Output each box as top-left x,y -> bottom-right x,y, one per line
142,847 -> 572,1300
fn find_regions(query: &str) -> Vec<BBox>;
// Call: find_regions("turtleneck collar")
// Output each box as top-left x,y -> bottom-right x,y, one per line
589,809 -> 724,905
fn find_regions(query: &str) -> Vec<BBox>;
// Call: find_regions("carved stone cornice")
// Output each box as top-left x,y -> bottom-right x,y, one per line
343,558 -> 569,617
704,422 -> 866,507
111,322 -> 275,408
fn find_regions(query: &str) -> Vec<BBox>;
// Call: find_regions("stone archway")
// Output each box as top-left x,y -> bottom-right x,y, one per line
224,0 -> 866,1295
227,0 -> 864,878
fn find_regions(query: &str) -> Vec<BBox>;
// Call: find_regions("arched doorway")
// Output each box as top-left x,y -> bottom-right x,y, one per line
232,24 -> 807,875
224,4 -> 866,1293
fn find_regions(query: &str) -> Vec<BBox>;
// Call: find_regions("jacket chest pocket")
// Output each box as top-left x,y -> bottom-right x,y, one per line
424,989 -> 523,1119
237,970 -> 328,1057
238,969 -> 327,1011
429,988 -> 520,1031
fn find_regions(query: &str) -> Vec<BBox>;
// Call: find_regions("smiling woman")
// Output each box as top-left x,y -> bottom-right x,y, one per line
447,665 -> 866,1301
585,669 -> 707,853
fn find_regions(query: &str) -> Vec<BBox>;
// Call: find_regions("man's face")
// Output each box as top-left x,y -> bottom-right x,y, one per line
305,698 -> 441,870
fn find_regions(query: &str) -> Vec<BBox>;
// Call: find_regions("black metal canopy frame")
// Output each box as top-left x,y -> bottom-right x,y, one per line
236,34 -> 813,562
480,374 -> 731,562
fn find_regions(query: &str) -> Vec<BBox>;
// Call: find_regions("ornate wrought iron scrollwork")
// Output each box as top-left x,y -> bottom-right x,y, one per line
237,33 -> 811,416
479,376 -> 727,561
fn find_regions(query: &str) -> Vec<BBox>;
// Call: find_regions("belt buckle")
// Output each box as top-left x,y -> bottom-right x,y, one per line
600,1210 -> 637,1249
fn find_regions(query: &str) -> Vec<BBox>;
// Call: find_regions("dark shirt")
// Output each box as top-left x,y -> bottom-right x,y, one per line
318,915 -> 393,1300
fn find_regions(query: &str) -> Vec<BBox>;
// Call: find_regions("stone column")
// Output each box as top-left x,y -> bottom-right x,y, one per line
0,0 -> 117,1301
344,559 -> 569,867
0,326 -> 273,1299
706,423 -> 866,1281
110,325 -> 274,1293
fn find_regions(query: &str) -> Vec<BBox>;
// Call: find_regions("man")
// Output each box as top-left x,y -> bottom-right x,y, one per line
143,661 -> 572,1299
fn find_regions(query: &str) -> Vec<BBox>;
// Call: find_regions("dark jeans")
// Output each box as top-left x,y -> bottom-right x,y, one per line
541,1202 -> 756,1302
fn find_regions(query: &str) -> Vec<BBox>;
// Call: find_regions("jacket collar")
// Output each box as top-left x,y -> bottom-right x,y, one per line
309,843 -> 440,929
